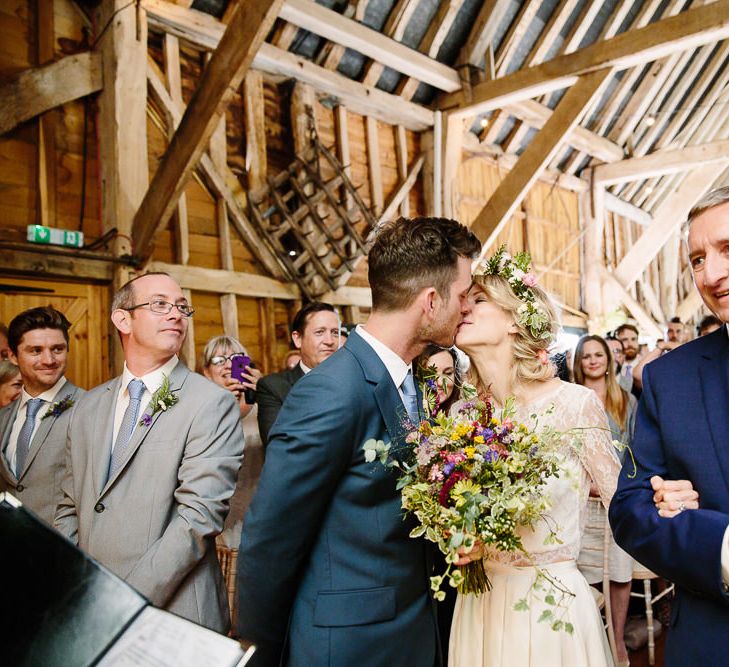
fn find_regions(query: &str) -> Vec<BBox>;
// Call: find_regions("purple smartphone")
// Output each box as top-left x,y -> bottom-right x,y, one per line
230,354 -> 256,404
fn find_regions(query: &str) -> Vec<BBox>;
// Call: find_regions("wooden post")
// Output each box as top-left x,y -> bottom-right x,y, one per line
244,70 -> 267,193
366,116 -> 384,216
581,186 -> 604,328
96,0 -> 149,372
36,0 -> 56,230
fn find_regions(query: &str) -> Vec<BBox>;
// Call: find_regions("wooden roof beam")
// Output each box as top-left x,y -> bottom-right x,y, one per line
593,138 -> 729,185
457,0 -> 513,67
439,0 -> 729,118
0,52 -> 102,135
469,68 -> 613,253
143,0 -> 433,130
613,163 -> 728,288
279,0 -> 460,92
602,270 -> 663,338
131,0 -> 284,264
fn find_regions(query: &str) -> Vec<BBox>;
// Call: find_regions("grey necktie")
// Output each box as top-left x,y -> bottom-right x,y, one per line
401,371 -> 419,423
108,379 -> 146,481
15,398 -> 44,477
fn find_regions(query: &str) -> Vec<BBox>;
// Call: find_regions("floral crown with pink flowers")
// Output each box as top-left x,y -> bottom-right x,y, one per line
475,245 -> 554,342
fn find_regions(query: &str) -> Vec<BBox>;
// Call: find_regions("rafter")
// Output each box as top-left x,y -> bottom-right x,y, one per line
279,0 -> 460,92
143,0 -> 433,130
469,69 -> 613,252
132,0 -> 284,264
457,0 -> 512,67
0,53 -> 102,135
613,163 -> 727,288
439,0 -> 729,118
593,138 -> 729,185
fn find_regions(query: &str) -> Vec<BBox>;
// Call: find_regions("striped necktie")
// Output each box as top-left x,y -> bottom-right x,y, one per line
15,398 -> 44,477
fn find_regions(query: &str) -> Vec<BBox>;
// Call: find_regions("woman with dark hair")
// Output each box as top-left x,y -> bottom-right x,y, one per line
573,334 -> 637,666
450,248 -> 619,667
417,344 -> 463,415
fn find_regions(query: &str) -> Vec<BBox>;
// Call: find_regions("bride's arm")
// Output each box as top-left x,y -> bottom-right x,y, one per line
577,391 -> 621,510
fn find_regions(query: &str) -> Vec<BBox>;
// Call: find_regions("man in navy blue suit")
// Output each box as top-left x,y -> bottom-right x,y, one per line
610,186 -> 729,665
237,217 -> 480,666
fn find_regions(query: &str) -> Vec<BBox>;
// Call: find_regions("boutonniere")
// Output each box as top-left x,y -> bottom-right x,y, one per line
41,394 -> 74,420
139,375 -> 178,427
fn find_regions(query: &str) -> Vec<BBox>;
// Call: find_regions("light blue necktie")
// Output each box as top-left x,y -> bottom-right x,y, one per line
15,398 -> 44,477
108,379 -> 146,480
401,370 -> 419,423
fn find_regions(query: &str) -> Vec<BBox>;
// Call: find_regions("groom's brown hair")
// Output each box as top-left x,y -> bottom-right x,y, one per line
367,217 -> 480,312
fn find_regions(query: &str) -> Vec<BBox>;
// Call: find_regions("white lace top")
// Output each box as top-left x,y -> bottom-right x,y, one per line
456,381 -> 621,567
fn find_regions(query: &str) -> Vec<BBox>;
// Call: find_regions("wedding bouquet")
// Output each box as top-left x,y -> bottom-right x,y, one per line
364,391 -> 565,599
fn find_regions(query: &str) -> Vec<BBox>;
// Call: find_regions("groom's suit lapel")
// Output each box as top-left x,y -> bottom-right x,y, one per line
101,361 -> 189,496
346,331 -> 412,443
697,326 -> 729,498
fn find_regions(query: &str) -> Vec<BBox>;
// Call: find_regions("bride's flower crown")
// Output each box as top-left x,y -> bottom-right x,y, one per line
474,245 -> 554,342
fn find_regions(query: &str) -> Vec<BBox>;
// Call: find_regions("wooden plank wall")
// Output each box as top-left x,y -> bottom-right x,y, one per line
456,156 -> 583,322
0,0 -> 100,240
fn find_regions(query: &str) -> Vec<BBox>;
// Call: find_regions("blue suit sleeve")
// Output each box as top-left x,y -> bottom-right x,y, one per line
237,370 -> 359,664
609,365 -> 729,603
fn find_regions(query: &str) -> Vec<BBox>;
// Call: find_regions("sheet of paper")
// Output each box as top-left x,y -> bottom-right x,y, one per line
97,606 -> 253,667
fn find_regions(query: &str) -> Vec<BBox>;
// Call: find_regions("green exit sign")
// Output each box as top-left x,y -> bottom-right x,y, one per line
27,225 -> 84,248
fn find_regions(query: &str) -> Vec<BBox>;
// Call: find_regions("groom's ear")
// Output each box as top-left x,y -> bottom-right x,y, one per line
419,286 -> 438,315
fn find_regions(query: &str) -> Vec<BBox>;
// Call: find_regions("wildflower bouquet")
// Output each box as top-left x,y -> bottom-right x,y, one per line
364,392 -> 564,598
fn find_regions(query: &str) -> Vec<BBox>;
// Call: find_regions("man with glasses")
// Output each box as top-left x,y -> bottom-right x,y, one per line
55,272 -> 244,633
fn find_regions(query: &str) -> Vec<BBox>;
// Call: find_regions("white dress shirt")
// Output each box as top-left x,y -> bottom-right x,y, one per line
5,375 -> 67,472
355,325 -> 412,401
111,355 -> 179,451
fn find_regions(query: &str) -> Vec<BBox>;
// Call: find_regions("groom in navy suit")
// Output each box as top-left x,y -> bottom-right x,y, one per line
237,217 -> 480,666
610,187 -> 729,665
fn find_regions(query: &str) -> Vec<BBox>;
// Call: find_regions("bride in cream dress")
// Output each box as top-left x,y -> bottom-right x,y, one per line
449,251 -> 619,667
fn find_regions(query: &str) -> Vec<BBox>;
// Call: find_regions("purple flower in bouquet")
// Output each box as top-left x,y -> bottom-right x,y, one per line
443,462 -> 455,476
483,450 -> 499,464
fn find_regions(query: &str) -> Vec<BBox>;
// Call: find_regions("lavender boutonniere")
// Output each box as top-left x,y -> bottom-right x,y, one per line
41,394 -> 74,420
138,375 -> 178,427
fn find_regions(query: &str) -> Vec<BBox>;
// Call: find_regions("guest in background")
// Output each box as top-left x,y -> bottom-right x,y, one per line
201,335 -> 263,549
201,335 -> 262,419
615,323 -> 641,393
605,334 -> 630,393
0,307 -> 84,525
416,344 -> 464,662
417,344 -> 462,415
256,302 -> 339,445
283,349 -> 301,371
573,334 -> 636,666
0,360 -> 22,408
698,313 -> 722,336
0,323 -> 10,360
667,316 -> 688,344
55,273 -> 244,633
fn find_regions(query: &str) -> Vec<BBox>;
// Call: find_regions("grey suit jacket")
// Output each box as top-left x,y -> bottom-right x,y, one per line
0,380 -> 84,525
54,361 -> 244,633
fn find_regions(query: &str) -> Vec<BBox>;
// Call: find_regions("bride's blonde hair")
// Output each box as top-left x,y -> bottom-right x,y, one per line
470,273 -> 560,391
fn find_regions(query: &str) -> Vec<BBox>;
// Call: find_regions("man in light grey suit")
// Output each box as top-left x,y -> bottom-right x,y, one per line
0,306 -> 83,525
54,272 -> 244,633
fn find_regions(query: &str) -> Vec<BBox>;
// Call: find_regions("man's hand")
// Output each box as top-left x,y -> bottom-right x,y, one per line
652,475 -> 700,517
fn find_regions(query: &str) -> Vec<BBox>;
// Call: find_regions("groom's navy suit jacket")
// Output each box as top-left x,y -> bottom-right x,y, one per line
237,330 -> 437,666
610,326 -> 729,665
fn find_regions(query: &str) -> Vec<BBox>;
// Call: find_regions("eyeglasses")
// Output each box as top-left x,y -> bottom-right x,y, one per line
123,299 -> 195,318
209,354 -> 240,366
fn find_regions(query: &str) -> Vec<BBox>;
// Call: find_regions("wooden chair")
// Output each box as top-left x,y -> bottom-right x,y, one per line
216,545 -> 239,634
630,564 -> 674,666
